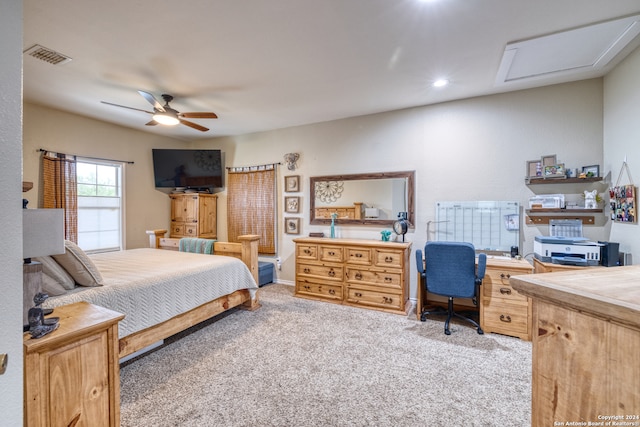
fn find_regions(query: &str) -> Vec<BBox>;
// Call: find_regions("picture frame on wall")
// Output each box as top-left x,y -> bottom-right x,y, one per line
285,175 -> 300,192
541,154 -> 557,167
610,185 -> 636,223
285,196 -> 300,213
582,165 -> 600,177
285,217 -> 300,234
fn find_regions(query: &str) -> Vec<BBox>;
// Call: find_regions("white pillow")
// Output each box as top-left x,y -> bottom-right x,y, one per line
34,256 -> 75,290
52,240 -> 104,287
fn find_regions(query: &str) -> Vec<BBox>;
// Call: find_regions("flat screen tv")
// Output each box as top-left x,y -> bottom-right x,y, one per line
152,149 -> 223,189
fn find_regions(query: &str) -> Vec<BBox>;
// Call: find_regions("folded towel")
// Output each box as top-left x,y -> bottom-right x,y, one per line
179,238 -> 216,254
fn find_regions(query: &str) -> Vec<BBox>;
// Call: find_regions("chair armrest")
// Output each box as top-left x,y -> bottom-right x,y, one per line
476,253 -> 487,281
415,249 -> 425,276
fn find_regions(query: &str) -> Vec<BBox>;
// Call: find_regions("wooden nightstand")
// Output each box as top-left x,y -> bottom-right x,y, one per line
24,302 -> 125,427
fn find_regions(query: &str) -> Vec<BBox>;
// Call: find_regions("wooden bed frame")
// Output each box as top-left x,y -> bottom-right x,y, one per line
116,230 -> 261,358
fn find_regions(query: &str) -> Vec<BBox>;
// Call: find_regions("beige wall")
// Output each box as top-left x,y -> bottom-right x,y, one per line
604,45 -> 640,260
199,79 -> 605,292
24,78 -> 607,299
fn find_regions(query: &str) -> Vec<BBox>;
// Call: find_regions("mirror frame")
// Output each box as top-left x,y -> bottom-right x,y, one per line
309,171 -> 415,227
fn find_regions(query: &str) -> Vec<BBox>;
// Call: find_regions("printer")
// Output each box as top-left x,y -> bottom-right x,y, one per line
534,235 -> 602,266
533,219 -> 603,266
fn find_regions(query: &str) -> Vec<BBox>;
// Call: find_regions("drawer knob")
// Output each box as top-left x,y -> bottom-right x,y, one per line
355,292 -> 363,297
355,272 -> 363,280
384,277 -> 392,282
303,249 -> 311,255
499,314 -> 512,323
303,268 -> 310,274
355,253 -> 363,258
303,285 -> 310,290
385,256 -> 393,263
328,269 -> 336,277
382,296 -> 393,304
329,289 -> 335,295
499,287 -> 512,295
500,273 -> 511,279
328,251 -> 335,256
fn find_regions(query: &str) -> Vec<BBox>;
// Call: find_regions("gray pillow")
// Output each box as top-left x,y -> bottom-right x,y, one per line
52,240 -> 104,287
41,272 -> 68,296
34,256 -> 75,290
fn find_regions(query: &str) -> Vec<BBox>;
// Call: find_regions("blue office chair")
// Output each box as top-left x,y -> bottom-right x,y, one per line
415,241 -> 487,335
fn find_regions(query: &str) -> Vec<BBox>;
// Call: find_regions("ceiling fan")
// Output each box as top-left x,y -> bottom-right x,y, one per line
101,90 -> 218,132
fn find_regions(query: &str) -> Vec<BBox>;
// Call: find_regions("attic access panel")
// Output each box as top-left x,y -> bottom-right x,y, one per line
496,14 -> 640,84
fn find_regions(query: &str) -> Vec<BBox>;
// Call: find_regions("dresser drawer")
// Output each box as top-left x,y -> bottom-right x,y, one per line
346,286 -> 402,311
297,262 -> 343,281
483,270 -> 529,304
319,245 -> 344,263
345,247 -> 372,265
482,299 -> 529,337
374,249 -> 404,269
345,267 -> 402,289
297,244 -> 318,261
296,279 -> 343,302
183,224 -> 199,236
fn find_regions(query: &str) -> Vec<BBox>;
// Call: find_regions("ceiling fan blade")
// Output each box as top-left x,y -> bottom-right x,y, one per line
138,90 -> 165,112
101,101 -> 153,115
145,120 -> 158,126
179,119 -> 209,132
179,112 -> 218,119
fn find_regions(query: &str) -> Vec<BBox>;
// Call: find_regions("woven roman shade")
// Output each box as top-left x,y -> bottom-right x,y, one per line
227,166 -> 276,254
41,153 -> 78,242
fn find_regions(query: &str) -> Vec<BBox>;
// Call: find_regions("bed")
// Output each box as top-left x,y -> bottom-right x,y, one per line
42,230 -> 260,358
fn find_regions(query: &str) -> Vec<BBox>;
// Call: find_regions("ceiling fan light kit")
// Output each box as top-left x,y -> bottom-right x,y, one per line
152,112 -> 179,126
101,91 -> 217,132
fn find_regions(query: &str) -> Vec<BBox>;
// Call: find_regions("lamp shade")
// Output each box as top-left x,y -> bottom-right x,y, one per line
23,209 -> 65,259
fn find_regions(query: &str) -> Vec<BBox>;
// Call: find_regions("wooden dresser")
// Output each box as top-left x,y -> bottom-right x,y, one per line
480,258 -> 533,340
24,302 -> 124,427
294,237 -> 412,314
169,193 -> 217,239
511,266 -> 640,425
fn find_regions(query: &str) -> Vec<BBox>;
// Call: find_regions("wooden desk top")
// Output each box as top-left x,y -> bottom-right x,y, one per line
510,265 -> 640,330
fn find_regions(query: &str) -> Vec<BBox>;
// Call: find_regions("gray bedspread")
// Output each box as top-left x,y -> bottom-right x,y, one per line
43,248 -> 258,338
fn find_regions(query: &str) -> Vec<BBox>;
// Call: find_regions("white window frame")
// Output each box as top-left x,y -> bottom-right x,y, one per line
76,157 -> 126,253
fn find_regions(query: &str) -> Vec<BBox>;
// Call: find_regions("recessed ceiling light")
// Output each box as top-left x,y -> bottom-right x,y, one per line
433,79 -> 449,87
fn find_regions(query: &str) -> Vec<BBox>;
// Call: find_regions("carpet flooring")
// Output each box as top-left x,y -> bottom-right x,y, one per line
120,284 -> 531,426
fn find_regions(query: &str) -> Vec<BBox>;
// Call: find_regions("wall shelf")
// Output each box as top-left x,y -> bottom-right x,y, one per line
525,177 -> 603,185
525,209 -> 602,225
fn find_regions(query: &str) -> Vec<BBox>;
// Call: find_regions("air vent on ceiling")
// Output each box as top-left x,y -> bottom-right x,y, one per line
24,44 -> 72,65
496,14 -> 640,85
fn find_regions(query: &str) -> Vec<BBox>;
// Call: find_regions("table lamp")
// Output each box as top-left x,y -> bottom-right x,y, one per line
23,208 -> 65,332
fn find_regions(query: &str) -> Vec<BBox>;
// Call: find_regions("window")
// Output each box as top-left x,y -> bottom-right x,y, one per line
76,159 -> 123,252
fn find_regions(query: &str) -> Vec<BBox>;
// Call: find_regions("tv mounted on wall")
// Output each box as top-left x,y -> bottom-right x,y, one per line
152,149 -> 223,189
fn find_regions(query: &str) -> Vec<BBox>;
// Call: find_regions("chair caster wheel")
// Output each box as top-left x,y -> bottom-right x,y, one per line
477,328 -> 484,335
445,329 -> 451,335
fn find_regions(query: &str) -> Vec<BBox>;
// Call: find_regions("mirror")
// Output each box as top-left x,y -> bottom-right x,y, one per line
310,171 -> 415,227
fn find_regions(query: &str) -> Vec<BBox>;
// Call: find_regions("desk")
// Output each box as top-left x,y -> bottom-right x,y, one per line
533,257 -> 606,273
510,266 -> 640,425
416,257 -> 533,340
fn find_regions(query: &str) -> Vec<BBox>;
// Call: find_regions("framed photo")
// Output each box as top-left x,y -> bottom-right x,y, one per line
526,160 -> 542,178
285,217 -> 300,234
543,163 -> 566,178
610,185 -> 637,223
285,175 -> 300,192
541,155 -> 557,167
582,165 -> 600,178
285,196 -> 300,213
